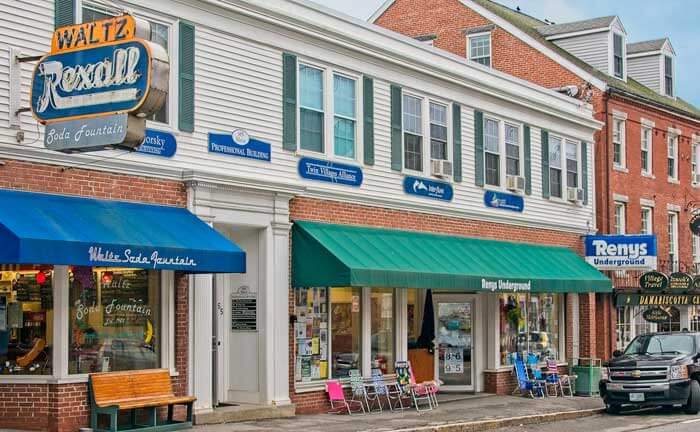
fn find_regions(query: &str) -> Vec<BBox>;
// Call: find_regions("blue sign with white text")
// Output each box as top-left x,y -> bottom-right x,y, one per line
484,190 -> 524,212
403,176 -> 453,201
31,40 -> 151,122
136,129 -> 177,157
298,157 -> 363,187
208,131 -> 271,162
584,234 -> 658,270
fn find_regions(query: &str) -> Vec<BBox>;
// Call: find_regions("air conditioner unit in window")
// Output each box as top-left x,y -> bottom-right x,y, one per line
506,175 -> 526,192
567,187 -> 584,203
430,159 -> 453,178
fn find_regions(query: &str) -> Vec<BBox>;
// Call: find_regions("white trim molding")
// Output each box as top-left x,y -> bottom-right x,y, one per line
640,198 -> 656,208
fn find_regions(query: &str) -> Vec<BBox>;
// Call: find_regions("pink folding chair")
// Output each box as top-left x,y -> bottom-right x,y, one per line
408,361 -> 439,408
326,380 -> 365,414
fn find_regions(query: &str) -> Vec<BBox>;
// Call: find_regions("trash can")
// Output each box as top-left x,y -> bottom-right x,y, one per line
571,358 -> 602,396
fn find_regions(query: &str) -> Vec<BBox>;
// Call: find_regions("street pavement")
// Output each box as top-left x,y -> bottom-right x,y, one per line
495,407 -> 700,432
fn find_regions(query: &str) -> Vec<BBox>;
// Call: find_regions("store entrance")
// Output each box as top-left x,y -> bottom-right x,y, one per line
433,294 -> 475,392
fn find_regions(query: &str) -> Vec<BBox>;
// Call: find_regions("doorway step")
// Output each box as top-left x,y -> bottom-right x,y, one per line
194,403 -> 296,425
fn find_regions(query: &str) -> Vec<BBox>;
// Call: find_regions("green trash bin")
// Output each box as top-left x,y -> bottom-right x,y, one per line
571,358 -> 602,396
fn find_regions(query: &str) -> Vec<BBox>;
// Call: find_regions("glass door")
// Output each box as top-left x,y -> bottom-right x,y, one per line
434,295 -> 474,391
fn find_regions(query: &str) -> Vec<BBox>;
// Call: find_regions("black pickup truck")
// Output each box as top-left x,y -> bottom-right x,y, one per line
599,332 -> 700,414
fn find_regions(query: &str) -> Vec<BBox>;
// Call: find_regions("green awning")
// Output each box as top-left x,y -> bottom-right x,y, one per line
292,221 -> 611,293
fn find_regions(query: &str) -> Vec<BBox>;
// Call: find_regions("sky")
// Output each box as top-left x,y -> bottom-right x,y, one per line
316,0 -> 700,107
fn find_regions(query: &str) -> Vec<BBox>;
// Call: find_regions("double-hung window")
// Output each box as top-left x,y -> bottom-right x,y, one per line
484,118 -> 500,186
641,127 -> 652,175
668,134 -> 678,181
430,103 -> 448,160
668,212 -> 679,270
333,74 -> 356,158
403,94 -> 423,172
505,124 -> 520,176
613,33 -> 624,79
693,143 -> 699,185
549,136 -> 563,198
299,64 -> 325,153
565,139 -> 579,189
641,207 -> 653,235
469,34 -> 491,67
615,202 -> 626,235
665,55 -> 674,97
613,119 -> 625,168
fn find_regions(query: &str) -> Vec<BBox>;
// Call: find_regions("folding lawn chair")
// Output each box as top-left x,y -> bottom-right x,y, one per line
326,380 -> 365,414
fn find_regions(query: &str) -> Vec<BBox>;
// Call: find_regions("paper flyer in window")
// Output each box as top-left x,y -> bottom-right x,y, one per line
295,357 -> 302,381
319,328 -> 328,360
295,322 -> 305,340
319,360 -> 328,378
311,337 -> 319,355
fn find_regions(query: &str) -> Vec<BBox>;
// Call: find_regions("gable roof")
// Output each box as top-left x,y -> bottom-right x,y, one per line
536,16 -> 616,37
627,38 -> 675,57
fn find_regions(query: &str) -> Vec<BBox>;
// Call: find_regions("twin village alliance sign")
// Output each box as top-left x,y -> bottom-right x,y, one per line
31,14 -> 169,152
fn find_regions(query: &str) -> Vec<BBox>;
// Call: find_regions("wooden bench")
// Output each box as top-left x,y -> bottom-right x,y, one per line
89,369 -> 196,432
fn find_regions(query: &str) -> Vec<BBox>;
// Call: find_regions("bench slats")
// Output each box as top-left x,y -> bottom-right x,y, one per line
90,369 -> 192,408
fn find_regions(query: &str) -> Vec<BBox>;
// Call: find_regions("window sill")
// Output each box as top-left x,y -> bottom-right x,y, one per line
613,166 -> 628,173
668,178 -> 680,184
0,368 -> 179,385
641,172 -> 655,179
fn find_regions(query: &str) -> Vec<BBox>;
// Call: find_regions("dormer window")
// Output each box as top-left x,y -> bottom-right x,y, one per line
469,33 -> 491,67
613,33 -> 624,78
664,55 -> 674,97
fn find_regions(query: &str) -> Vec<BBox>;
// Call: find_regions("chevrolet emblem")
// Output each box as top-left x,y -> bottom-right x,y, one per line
631,370 -> 642,378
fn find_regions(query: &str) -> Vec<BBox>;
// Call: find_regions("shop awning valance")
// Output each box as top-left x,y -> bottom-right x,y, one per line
0,189 -> 245,273
292,221 -> 610,293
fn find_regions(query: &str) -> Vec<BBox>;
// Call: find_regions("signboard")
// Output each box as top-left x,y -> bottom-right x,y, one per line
298,157 -> 363,187
639,271 -> 669,293
51,15 -> 142,53
208,130 -> 271,162
615,293 -> 700,307
668,272 -> 693,291
484,190 -> 524,212
136,129 -> 176,157
692,277 -> 700,295
444,347 -> 464,374
584,234 -> 657,270
43,114 -> 146,152
690,211 -> 700,236
403,176 -> 453,201
643,307 -> 671,323
231,286 -> 257,332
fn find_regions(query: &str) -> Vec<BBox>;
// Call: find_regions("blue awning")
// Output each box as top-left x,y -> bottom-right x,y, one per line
0,189 -> 245,273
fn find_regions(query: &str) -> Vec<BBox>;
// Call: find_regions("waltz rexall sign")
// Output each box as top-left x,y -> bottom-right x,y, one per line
584,234 -> 657,270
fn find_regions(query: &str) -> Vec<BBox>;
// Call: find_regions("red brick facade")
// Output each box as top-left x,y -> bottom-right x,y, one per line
0,160 -> 189,432
287,197 -> 586,411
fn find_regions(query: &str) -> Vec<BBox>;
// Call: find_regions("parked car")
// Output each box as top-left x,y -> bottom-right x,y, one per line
599,332 -> 700,414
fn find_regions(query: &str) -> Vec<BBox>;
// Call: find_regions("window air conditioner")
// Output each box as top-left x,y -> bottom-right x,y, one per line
506,175 -> 525,192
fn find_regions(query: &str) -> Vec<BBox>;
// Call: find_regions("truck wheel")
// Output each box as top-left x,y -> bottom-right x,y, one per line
605,403 -> 621,414
684,380 -> 700,415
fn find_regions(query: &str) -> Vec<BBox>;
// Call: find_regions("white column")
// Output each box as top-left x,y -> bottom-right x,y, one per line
486,294 -> 499,369
192,273 -> 214,413
269,219 -> 292,405
53,266 -> 69,378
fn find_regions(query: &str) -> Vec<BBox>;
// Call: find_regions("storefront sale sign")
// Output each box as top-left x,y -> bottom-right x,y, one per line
584,234 -> 657,270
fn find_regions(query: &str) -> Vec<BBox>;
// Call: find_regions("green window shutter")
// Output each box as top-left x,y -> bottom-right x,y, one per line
474,110 -> 484,187
541,129 -> 550,198
282,53 -> 298,152
581,141 -> 589,205
523,124 -> 532,195
363,77 -> 374,165
178,21 -> 195,133
54,0 -> 74,28
390,85 -> 402,171
452,104 -> 462,182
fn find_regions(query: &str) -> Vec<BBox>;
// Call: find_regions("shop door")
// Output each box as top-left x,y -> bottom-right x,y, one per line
433,295 -> 474,392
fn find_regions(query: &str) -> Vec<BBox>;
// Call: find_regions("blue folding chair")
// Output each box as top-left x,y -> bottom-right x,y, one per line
513,357 -> 545,398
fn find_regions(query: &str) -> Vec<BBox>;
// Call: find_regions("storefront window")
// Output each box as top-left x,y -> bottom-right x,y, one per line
371,288 -> 395,374
0,266 -> 53,375
500,293 -> 561,365
330,288 -> 361,378
691,306 -> 700,332
293,287 -> 329,382
69,267 -> 160,374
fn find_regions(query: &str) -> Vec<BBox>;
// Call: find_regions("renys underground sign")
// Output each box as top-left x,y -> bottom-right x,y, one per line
31,15 -> 169,152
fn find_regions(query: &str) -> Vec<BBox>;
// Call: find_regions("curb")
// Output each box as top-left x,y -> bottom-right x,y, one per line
387,407 -> 605,432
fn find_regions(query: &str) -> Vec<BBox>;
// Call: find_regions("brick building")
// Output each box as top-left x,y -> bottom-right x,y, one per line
372,0 -> 700,357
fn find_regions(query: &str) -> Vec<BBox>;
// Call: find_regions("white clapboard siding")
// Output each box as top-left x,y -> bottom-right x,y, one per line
0,0 -> 598,235
628,55 -> 662,94
553,31 -> 610,74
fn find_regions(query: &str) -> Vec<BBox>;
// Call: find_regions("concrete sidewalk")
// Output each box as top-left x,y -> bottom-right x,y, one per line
195,394 -> 605,432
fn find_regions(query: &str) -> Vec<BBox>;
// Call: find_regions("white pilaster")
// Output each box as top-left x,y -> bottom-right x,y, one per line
192,273 -> 214,413
52,266 -> 69,378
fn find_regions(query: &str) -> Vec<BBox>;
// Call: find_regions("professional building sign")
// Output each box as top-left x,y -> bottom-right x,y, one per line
484,190 -> 524,212
31,14 -> 169,152
298,157 -> 363,187
208,129 -> 271,162
584,234 -> 657,270
231,286 -> 257,332
403,176 -> 453,201
136,129 -> 177,157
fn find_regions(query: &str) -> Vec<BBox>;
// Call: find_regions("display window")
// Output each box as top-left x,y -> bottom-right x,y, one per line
293,287 -> 329,383
499,293 -> 561,365
68,267 -> 161,374
0,266 -> 54,375
371,288 -> 395,374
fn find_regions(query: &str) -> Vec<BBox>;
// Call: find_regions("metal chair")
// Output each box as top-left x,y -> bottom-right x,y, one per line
326,380 -> 365,414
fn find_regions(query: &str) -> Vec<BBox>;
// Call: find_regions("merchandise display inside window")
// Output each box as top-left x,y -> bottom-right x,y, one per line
500,293 -> 560,365
331,287 -> 361,378
69,267 -> 160,374
371,288 -> 395,374
294,287 -> 328,382
0,266 -> 53,375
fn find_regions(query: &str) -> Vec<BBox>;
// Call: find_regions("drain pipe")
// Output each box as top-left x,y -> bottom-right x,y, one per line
604,89 -> 615,358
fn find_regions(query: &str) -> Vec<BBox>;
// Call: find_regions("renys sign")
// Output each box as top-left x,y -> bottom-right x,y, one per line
584,234 -> 657,270
31,15 -> 169,152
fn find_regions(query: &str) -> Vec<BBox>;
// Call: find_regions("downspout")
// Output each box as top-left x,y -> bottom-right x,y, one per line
604,89 -> 615,357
